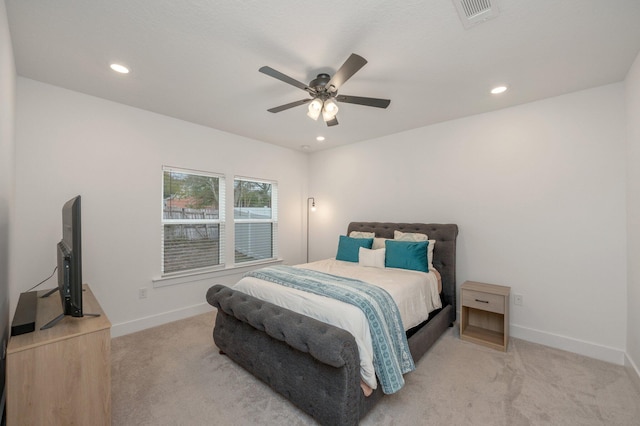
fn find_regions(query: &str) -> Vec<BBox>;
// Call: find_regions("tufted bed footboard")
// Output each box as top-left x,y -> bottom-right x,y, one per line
206,284 -> 380,425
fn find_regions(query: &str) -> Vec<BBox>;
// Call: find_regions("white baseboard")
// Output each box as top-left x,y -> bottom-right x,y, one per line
113,307 -> 632,370
110,302 -> 214,338
510,324 -> 625,365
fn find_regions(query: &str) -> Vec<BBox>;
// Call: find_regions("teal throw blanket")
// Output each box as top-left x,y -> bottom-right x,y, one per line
245,265 -> 415,394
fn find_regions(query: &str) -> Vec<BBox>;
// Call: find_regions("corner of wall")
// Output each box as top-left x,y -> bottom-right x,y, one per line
0,0 -> 17,420
625,352 -> 640,393
625,48 -> 640,379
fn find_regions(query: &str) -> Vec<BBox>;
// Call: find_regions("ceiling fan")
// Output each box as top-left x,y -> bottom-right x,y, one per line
259,53 -> 391,127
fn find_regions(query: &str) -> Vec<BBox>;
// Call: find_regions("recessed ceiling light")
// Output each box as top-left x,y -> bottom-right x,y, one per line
316,136 -> 325,142
491,85 -> 508,94
110,63 -> 130,74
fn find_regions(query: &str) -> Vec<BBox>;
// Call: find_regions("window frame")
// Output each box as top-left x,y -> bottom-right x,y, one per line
233,176 -> 278,266
161,166 -> 226,276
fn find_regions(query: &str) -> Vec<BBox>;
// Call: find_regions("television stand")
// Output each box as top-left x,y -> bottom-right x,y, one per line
7,284 -> 111,425
39,286 -> 102,330
41,311 -> 101,330
40,312 -> 65,330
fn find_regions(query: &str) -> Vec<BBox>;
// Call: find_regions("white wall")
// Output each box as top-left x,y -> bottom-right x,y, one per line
13,78 -> 309,336
309,84 -> 627,364
0,0 -> 16,412
626,51 -> 640,378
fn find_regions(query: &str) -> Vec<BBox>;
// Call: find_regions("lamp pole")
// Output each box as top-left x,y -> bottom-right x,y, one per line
306,197 -> 315,263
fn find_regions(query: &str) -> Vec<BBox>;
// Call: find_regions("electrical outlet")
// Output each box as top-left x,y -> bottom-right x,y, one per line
139,288 -> 148,299
514,294 -> 523,306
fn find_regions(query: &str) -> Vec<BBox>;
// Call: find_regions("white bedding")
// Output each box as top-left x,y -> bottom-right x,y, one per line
232,258 -> 442,390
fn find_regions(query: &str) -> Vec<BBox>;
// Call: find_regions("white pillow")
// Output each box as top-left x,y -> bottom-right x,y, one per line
394,230 -> 428,241
349,231 -> 376,239
426,239 -> 435,270
372,237 -> 388,250
393,231 -> 435,270
359,247 -> 386,269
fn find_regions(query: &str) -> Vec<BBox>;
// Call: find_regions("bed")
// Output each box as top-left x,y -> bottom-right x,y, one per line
206,222 -> 458,425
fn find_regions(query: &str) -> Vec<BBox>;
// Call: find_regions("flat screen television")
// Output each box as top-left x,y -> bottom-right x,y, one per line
41,195 -> 85,329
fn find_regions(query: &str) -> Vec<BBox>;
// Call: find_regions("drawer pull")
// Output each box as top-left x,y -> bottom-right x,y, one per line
474,299 -> 490,304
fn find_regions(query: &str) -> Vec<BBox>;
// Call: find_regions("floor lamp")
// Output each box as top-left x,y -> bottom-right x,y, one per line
306,197 -> 315,263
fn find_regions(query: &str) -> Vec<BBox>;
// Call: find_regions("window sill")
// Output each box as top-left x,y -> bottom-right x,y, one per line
152,258 -> 283,288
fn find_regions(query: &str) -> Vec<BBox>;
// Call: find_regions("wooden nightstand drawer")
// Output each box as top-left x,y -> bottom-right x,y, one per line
462,289 -> 505,314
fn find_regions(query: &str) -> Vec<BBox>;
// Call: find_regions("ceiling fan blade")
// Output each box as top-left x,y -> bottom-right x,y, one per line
259,66 -> 313,93
267,98 -> 312,113
326,53 -> 368,92
326,116 -> 339,126
335,94 -> 390,109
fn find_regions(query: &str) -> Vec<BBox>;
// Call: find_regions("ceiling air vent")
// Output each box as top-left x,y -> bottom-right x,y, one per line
452,0 -> 500,29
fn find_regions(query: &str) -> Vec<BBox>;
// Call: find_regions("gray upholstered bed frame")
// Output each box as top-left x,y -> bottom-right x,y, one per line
206,222 -> 458,425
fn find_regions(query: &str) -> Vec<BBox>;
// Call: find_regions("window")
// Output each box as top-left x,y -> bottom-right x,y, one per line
234,177 -> 278,264
162,167 -> 225,275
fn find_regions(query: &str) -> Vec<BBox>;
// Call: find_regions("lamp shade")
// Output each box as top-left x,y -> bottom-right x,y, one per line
322,99 -> 339,121
307,98 -> 323,120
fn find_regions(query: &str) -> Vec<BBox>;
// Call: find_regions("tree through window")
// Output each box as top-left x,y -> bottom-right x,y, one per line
162,167 -> 225,274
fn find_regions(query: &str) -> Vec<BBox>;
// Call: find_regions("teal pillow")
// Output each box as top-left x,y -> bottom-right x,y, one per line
336,235 -> 374,262
384,240 -> 429,272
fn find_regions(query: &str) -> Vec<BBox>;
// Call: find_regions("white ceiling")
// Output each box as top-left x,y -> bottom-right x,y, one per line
6,0 -> 640,152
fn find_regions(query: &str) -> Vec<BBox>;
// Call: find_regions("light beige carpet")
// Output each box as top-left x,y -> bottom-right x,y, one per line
111,311 -> 640,425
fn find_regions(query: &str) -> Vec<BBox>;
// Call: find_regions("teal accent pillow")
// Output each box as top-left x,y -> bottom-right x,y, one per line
336,235 -> 374,262
384,240 -> 429,272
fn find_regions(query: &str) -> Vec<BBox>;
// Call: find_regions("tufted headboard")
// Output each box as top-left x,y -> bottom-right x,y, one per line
346,222 -> 459,323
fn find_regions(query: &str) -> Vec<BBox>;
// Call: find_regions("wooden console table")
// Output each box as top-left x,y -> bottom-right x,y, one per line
7,284 -> 111,425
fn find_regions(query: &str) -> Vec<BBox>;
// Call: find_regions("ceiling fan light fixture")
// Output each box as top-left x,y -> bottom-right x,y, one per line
307,98 -> 323,120
322,99 -> 339,121
260,54 -> 390,126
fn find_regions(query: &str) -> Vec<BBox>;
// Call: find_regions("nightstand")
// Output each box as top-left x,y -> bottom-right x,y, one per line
460,281 -> 510,351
